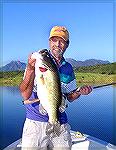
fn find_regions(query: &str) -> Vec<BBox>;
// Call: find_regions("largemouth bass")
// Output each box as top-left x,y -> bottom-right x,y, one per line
31,49 -> 64,136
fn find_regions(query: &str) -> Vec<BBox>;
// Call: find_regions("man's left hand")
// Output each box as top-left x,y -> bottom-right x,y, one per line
79,86 -> 92,95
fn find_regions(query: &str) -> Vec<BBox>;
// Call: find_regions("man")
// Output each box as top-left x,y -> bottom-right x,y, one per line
20,26 -> 92,150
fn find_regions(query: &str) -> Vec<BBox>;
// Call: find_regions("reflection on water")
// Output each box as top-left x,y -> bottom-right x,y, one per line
0,86 -> 25,149
0,86 -> 116,149
2,86 -> 19,93
66,86 -> 116,145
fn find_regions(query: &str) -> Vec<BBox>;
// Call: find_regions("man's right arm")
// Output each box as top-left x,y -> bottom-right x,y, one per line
19,54 -> 36,100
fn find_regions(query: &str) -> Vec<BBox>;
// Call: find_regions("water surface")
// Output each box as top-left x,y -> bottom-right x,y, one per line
0,86 -> 116,149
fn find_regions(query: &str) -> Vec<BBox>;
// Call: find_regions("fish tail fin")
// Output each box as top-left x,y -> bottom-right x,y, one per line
46,122 -> 61,137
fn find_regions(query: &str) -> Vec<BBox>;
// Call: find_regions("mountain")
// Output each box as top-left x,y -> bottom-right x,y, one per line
0,59 -> 111,72
0,61 -> 26,72
66,58 -> 110,68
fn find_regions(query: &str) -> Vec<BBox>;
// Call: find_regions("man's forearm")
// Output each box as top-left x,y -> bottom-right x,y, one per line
19,68 -> 35,99
67,85 -> 92,102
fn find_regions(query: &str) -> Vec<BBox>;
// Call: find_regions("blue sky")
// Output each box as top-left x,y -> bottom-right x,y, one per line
2,1 -> 115,66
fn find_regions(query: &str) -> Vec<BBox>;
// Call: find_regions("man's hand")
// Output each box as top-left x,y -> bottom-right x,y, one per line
27,54 -> 36,71
19,53 -> 36,100
78,85 -> 92,95
67,85 -> 92,102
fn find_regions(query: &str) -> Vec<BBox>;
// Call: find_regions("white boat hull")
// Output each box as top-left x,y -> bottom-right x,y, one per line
3,130 -> 116,150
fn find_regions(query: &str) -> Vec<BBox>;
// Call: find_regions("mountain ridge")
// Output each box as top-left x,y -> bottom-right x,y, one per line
0,58 -> 110,72
0,61 -> 26,72
66,58 -> 110,68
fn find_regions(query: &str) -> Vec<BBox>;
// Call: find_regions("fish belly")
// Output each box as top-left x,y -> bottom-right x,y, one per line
36,70 -> 62,124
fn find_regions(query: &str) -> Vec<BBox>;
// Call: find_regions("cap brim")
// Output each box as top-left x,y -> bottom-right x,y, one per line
49,35 -> 67,41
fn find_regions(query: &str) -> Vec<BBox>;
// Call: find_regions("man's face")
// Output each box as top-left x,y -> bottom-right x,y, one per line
49,36 -> 68,58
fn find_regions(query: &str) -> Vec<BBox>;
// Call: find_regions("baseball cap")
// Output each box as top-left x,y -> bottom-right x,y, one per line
49,26 -> 69,41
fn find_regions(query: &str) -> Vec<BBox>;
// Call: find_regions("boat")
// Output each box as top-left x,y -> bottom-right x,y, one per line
3,130 -> 116,150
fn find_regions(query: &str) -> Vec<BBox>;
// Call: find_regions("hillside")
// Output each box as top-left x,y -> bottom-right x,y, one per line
0,62 -> 115,79
76,62 -> 116,75
0,71 -> 24,78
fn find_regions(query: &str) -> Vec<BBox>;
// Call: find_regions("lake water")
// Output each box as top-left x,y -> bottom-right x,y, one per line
0,86 -> 116,149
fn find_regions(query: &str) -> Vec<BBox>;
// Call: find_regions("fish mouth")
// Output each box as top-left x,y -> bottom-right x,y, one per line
39,61 -> 50,72
39,66 -> 48,72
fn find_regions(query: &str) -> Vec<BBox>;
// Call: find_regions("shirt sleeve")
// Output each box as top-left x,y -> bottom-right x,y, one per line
60,63 -> 77,94
29,91 -> 38,100
64,66 -> 77,94
65,78 -> 77,94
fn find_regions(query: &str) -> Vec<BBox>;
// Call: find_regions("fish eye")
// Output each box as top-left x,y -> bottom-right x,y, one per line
46,54 -> 49,57
40,49 -> 48,54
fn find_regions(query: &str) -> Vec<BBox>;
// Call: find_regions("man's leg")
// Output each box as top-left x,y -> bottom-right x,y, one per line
21,118 -> 49,150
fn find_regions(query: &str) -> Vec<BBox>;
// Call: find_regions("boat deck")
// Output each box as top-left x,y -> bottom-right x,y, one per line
3,131 -> 116,150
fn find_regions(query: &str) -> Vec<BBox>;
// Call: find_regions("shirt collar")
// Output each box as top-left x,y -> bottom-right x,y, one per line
60,57 -> 66,66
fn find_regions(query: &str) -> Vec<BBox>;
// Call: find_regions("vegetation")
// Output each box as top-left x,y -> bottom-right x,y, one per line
74,62 -> 116,86
75,73 -> 116,87
0,71 -> 24,86
75,62 -> 116,75
0,71 -> 24,78
0,63 -> 116,86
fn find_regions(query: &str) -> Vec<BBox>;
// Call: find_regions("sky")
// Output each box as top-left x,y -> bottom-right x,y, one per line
1,1 -> 116,66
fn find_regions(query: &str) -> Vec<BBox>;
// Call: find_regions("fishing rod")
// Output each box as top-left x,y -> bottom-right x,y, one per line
92,82 -> 116,89
76,82 -> 116,92
22,82 -> 116,105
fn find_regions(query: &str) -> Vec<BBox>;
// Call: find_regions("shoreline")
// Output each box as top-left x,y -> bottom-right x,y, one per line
0,72 -> 116,87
